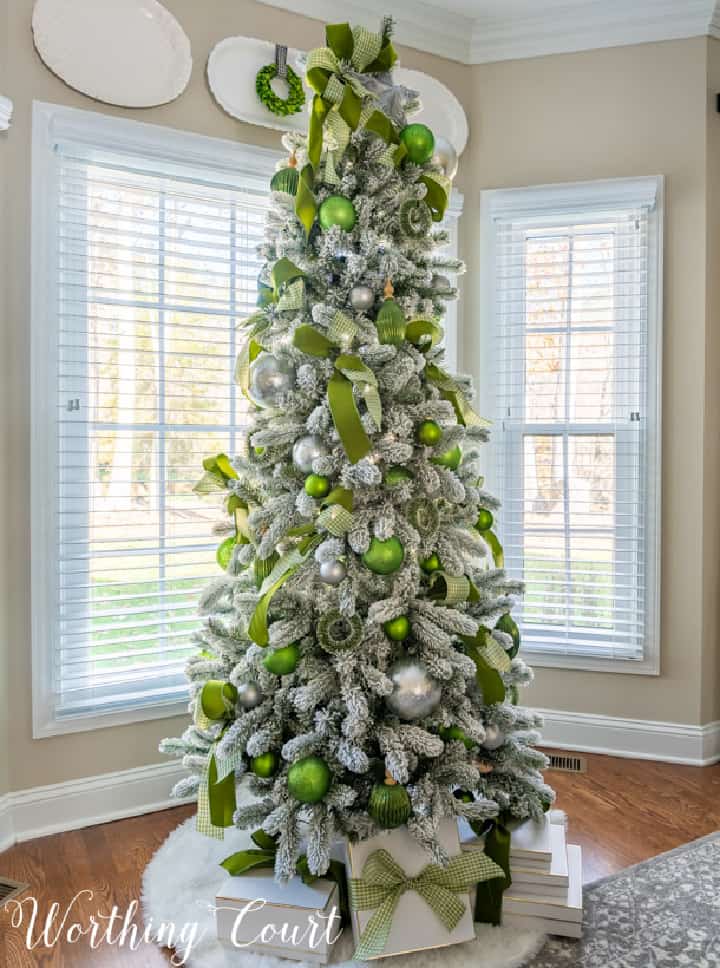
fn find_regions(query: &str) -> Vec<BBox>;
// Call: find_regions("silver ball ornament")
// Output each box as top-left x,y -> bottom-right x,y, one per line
292,434 -> 328,473
482,724 -> 505,750
430,136 -> 458,180
237,681 -> 263,710
319,560 -> 347,585
349,285 -> 374,312
431,273 -> 453,292
249,353 -> 296,409
386,657 -> 442,721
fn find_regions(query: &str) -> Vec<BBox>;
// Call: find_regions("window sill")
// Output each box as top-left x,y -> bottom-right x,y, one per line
523,646 -> 659,676
33,695 -> 190,739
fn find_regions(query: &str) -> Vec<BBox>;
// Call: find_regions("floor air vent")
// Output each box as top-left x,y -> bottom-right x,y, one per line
547,754 -> 587,774
0,878 -> 29,904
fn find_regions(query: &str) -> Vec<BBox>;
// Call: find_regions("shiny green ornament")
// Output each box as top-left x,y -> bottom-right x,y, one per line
304,473 -> 331,498
287,755 -> 331,803
270,166 -> 299,195
263,642 -> 301,676
319,195 -> 356,231
417,420 -> 442,446
384,615 -> 410,641
362,536 -> 405,575
432,444 -> 462,471
216,536 -> 236,570
496,613 -> 521,656
375,298 -> 406,346
369,781 -> 412,829
476,508 -> 494,531
440,725 -> 475,750
420,552 -> 441,573
385,465 -> 412,486
252,751 -> 279,778
399,123 -> 435,164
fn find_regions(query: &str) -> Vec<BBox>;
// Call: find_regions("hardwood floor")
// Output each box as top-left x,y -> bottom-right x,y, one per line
1,752 -> 719,966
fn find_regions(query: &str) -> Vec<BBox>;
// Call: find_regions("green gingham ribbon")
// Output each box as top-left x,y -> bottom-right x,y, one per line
425,363 -> 491,430
350,848 -> 505,961
196,680 -> 240,839
193,452 -> 239,496
429,571 -> 471,605
461,629 -> 507,705
316,503 -> 355,536
481,633 -> 512,673
328,309 -> 359,344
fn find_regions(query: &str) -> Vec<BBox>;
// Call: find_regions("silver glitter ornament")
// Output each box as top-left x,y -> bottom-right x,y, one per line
430,136 -> 458,180
431,273 -> 453,293
319,560 -> 347,585
386,657 -> 442,721
482,723 -> 505,750
349,285 -> 374,312
237,681 -> 263,710
292,434 -> 328,473
249,353 -> 296,409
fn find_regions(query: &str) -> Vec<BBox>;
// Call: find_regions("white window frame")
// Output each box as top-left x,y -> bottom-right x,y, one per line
478,176 -> 663,675
31,101 -> 280,737
439,189 -> 464,374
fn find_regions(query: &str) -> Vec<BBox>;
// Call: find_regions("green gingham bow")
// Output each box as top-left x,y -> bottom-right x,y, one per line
350,848 -> 505,961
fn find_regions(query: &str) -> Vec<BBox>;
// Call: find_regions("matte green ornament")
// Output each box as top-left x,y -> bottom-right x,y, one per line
476,508 -> 494,531
304,473 -> 331,498
420,552 -> 441,573
362,536 -> 405,575
368,780 -> 412,829
417,420 -> 442,446
440,725 -> 475,750
375,298 -> 406,346
252,751 -> 279,778
318,195 -> 356,231
287,755 -> 331,803
216,536 -> 236,570
263,642 -> 301,676
270,166 -> 299,195
399,123 -> 435,164
432,444 -> 462,471
496,613 -> 521,655
384,615 -> 410,641
385,465 -> 412,486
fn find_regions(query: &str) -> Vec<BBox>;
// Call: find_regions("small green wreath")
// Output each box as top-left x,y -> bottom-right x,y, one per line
255,64 -> 305,118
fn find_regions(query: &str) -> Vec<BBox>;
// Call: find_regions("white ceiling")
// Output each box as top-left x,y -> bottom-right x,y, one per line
257,0 -> 720,64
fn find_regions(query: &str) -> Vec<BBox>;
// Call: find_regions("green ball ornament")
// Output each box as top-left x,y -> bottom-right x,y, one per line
476,508 -> 494,531
216,535 -> 236,570
305,473 -> 331,498
399,123 -> 435,165
287,755 -> 331,804
252,751 -> 279,778
369,781 -> 412,829
319,195 -> 356,232
263,642 -> 301,676
432,444 -> 462,471
417,420 -> 442,446
384,615 -> 410,641
362,537 -> 405,575
440,725 -> 475,750
420,552 -> 441,573
385,465 -> 412,486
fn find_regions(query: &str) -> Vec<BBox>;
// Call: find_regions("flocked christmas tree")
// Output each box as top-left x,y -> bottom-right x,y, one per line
161,18 -> 554,885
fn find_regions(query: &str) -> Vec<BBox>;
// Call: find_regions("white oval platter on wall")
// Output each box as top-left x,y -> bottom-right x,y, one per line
32,0 -> 192,108
394,67 -> 469,156
208,36 -> 312,133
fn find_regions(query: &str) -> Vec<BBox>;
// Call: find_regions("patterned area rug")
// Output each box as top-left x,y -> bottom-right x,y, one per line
527,830 -> 720,967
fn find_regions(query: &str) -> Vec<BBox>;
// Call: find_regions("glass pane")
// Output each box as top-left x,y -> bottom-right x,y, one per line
525,333 -> 565,422
525,236 -> 569,327
570,230 -> 614,328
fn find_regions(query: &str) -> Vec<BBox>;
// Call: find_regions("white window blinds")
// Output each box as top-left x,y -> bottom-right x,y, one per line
486,178 -> 662,670
32,104 -> 276,733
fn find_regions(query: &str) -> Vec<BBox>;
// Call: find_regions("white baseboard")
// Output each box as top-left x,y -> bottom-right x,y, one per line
0,761 -> 191,853
538,708 -> 720,766
1,711 -> 719,853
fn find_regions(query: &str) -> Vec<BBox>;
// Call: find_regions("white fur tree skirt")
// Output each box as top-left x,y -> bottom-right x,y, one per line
142,817 -> 545,968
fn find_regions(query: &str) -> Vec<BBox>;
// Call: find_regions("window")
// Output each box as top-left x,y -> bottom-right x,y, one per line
31,103 -> 277,735
480,177 -> 662,673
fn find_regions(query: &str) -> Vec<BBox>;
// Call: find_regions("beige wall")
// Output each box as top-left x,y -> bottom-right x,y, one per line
702,38 -> 720,723
1,0 -> 470,793
0,0 -> 9,798
461,38 -> 710,725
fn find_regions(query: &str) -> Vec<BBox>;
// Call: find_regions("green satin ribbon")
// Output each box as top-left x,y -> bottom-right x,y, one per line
461,629 -> 506,705
425,363 -> 491,429
350,848 -> 504,961
420,172 -> 452,222
293,324 -> 335,357
248,536 -> 321,646
195,680 -> 239,839
478,528 -> 504,568
406,318 -> 443,351
328,354 -> 381,464
295,163 -> 316,237
222,829 -> 350,923
470,817 -> 512,926
193,452 -> 239,496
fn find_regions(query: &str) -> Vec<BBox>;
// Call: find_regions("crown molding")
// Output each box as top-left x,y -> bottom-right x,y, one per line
257,0 -> 717,64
